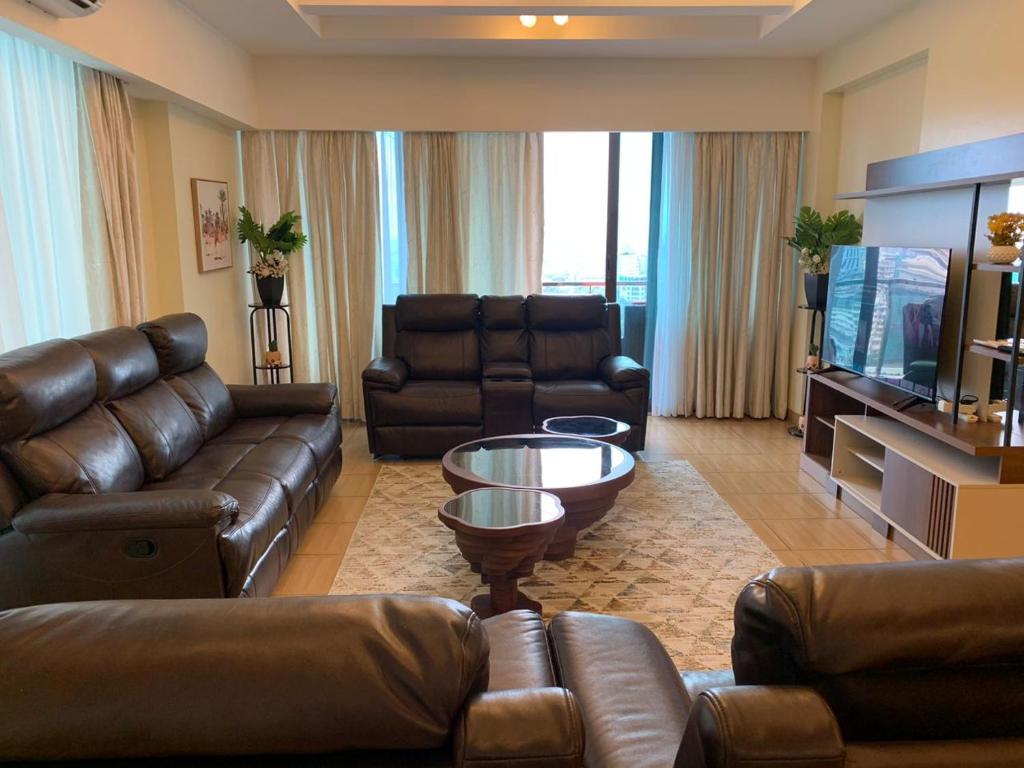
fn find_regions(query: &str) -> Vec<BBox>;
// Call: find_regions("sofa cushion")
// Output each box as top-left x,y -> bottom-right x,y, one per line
137,313 -> 208,376
271,414 -> 342,474
2,404 -> 144,495
0,461 -> 27,529
532,380 -> 639,424
395,330 -> 480,381
75,327 -> 160,401
395,294 -> 479,331
107,380 -> 204,481
232,439 -> 316,512
530,330 -> 611,380
527,294 -> 606,331
213,475 -> 290,596
370,381 -> 482,427
482,610 -> 556,692
152,442 -> 255,491
210,417 -> 288,446
0,339 -> 96,442
166,364 -> 236,440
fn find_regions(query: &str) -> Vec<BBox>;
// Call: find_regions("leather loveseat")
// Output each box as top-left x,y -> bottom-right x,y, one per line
553,557 -> 1024,768
362,293 -> 650,457
0,313 -> 342,608
0,595 -> 584,767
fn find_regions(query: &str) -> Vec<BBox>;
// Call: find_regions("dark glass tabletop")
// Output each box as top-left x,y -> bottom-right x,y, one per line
444,435 -> 634,489
543,415 -> 630,438
440,488 -> 563,530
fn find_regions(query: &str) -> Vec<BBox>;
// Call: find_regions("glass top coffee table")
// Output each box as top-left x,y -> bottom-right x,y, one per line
438,488 -> 564,617
441,435 -> 635,560
541,415 -> 631,446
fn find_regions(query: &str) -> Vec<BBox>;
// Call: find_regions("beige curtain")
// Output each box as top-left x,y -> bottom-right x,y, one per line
403,132 -> 465,293
684,132 -> 802,419
460,133 -> 543,295
302,132 -> 380,420
240,131 -> 380,420
76,67 -> 146,325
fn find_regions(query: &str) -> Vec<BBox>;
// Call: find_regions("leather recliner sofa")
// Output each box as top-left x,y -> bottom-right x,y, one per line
0,595 -> 584,767
552,557 -> 1024,768
362,293 -> 650,456
0,313 -> 342,609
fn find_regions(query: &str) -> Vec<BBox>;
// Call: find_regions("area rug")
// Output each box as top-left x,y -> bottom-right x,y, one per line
330,461 -> 778,669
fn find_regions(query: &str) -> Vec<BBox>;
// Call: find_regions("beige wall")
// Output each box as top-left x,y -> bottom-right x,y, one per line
134,99 -> 250,384
253,55 -> 816,131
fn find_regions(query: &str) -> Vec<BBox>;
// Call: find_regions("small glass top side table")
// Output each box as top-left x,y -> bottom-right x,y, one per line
541,415 -> 631,446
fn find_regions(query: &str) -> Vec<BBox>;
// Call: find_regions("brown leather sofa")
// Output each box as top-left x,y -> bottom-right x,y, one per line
552,557 -> 1024,768
0,595 -> 584,767
362,293 -> 650,456
0,313 -> 342,608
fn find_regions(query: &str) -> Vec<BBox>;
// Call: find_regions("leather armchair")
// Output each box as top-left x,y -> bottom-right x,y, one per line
0,595 -> 585,767
0,313 -> 342,609
551,558 -> 1024,768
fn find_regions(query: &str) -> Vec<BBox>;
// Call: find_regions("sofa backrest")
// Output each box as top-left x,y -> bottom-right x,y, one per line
0,339 -> 144,497
390,294 -> 482,381
480,295 -> 529,366
138,313 -> 235,440
0,595 -> 489,762
526,294 -> 614,380
76,326 -> 204,482
732,558 -> 1024,742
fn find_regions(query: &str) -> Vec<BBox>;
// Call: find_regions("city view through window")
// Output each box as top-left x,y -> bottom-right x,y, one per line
542,132 -> 654,308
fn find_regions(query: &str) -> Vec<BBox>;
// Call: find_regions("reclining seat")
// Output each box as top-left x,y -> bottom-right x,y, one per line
363,294 -> 484,457
480,295 -> 534,436
526,295 -> 650,451
0,337 -> 233,608
135,313 -> 342,597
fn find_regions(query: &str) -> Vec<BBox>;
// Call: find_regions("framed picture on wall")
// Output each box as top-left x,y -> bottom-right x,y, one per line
191,178 -> 233,273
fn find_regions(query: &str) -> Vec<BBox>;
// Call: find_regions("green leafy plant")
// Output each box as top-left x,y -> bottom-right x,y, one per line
268,339 -> 278,353
784,206 -> 863,275
237,206 -> 308,278
808,342 -> 819,356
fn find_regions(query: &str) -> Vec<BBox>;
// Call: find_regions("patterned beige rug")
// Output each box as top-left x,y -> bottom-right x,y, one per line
330,460 -> 777,669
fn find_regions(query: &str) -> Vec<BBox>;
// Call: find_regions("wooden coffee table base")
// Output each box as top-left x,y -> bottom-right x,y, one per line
471,574 -> 543,618
543,493 -> 621,560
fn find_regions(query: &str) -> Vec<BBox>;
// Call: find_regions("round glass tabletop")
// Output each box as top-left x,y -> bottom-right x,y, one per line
542,415 -> 630,439
440,488 -> 564,530
444,435 -> 634,490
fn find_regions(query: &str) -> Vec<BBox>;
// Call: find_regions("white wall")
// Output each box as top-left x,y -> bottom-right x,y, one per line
252,55 -> 816,131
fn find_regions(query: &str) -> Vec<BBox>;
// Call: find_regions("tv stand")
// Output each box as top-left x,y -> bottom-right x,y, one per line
801,370 -> 1024,559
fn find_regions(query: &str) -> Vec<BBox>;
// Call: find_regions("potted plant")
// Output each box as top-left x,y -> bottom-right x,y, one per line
237,206 -> 308,307
985,212 -> 1024,264
805,342 -> 821,372
785,206 -> 863,310
265,339 -> 282,368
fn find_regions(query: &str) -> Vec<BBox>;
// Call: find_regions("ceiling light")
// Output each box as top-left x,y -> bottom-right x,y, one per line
519,14 -> 537,28
553,15 -> 570,26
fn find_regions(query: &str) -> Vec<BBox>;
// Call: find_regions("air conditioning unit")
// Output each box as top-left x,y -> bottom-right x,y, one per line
25,0 -> 103,18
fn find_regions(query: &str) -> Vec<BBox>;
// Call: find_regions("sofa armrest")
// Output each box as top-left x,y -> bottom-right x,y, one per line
456,688 -> 584,768
483,362 -> 532,380
676,686 -> 845,768
362,356 -> 408,391
227,383 -> 337,417
599,355 -> 650,391
12,491 -> 238,535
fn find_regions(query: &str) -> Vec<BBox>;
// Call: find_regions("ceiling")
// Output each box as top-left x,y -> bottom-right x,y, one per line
179,0 -> 916,58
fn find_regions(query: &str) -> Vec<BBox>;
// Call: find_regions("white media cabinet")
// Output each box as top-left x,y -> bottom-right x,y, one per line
801,371 -> 1024,560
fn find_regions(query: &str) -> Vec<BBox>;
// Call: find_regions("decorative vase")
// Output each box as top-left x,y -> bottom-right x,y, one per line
804,272 -> 829,310
256,276 -> 284,307
987,244 -> 1020,264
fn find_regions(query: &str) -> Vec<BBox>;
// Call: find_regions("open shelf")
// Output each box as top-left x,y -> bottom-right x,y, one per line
815,415 -> 836,430
834,473 -> 883,514
849,444 -> 885,472
973,261 -> 1022,273
967,343 -> 1024,365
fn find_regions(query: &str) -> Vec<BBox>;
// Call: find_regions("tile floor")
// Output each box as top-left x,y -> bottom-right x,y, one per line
272,416 -> 911,596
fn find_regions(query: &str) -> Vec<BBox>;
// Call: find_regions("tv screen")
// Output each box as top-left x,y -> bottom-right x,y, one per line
822,246 -> 952,401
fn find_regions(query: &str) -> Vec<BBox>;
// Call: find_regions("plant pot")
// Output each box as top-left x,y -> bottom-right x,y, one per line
803,273 -> 829,310
805,355 -> 821,371
264,350 -> 283,367
256,276 -> 284,307
987,244 -> 1020,264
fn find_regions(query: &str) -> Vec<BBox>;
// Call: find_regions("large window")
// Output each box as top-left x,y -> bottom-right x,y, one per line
541,132 -> 657,360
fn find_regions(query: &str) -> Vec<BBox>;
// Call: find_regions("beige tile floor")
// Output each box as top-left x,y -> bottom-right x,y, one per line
272,416 -> 910,596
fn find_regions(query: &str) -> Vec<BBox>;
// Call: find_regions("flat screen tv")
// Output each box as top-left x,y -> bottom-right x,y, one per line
822,246 -> 952,401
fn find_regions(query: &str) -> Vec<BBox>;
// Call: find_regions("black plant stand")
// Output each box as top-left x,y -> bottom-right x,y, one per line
249,303 -> 292,385
790,304 -> 827,439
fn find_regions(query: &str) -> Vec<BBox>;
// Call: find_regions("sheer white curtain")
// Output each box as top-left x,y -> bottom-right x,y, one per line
0,31 -> 113,351
652,131 -> 802,419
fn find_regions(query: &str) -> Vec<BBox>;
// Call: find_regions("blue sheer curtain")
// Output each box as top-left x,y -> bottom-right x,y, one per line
651,132 -> 696,416
377,131 -> 408,304
0,31 -> 107,352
